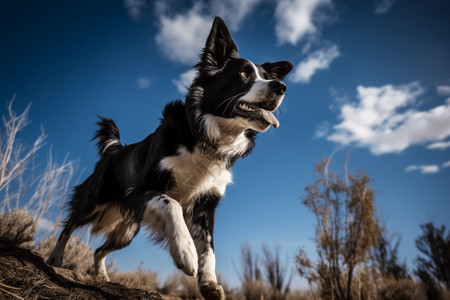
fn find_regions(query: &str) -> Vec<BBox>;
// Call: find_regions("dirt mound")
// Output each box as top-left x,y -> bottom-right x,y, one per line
0,242 -> 162,300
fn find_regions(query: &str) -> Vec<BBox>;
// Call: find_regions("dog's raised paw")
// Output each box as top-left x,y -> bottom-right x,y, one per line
170,233 -> 198,277
199,281 -> 225,300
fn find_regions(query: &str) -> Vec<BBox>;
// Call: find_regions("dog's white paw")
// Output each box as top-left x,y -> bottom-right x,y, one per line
170,230 -> 198,277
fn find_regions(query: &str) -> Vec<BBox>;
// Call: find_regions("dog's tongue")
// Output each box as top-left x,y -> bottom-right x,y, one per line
259,109 -> 280,128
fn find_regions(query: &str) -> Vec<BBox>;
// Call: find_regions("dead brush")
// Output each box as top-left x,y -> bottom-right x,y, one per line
377,278 -> 427,300
107,260 -> 160,292
0,209 -> 37,248
34,235 -> 94,277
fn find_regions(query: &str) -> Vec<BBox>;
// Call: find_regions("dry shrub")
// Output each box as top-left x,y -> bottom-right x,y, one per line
286,290 -> 314,300
107,260 -> 160,292
35,235 -> 94,276
159,274 -> 181,296
217,273 -> 240,300
0,209 -> 37,248
378,278 -> 426,300
242,280 -> 268,300
179,274 -> 203,299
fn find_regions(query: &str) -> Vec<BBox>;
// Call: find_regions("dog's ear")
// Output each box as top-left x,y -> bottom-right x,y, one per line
261,61 -> 294,81
198,17 -> 238,72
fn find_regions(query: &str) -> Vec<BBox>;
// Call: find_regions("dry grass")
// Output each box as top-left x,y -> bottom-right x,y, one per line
35,235 -> 94,277
286,290 -> 314,300
377,278 -> 427,300
107,260 -> 160,292
0,209 -> 37,248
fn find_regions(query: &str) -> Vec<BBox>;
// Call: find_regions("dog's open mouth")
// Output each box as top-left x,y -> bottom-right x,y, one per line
237,102 -> 280,128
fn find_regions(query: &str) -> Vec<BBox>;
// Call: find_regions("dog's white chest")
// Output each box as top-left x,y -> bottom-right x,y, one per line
159,145 -> 232,205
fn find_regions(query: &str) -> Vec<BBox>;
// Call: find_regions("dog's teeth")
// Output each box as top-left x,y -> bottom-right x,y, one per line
239,103 -> 255,112
240,104 -> 247,111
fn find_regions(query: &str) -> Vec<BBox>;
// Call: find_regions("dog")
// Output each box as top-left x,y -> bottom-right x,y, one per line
47,17 -> 293,300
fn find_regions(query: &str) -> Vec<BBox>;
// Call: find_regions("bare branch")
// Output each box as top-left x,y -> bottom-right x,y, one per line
0,100 -> 77,234
0,99 -> 46,211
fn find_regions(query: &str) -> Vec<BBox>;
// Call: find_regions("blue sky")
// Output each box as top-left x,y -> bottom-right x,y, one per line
1,0 -> 450,288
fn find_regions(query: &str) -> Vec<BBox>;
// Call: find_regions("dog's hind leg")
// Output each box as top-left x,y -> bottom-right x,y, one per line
46,222 -> 76,267
188,194 -> 225,300
142,193 -> 198,277
93,221 -> 140,281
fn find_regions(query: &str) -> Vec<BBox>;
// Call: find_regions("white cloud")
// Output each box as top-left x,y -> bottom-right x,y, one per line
374,0 -> 395,14
437,85 -> 450,96
38,217 -> 55,232
124,0 -> 148,21
291,45 -> 340,83
210,0 -> 261,31
314,121 -> 331,138
155,3 -> 212,65
427,141 -> 450,150
327,82 -> 450,154
138,77 -> 151,89
405,164 -> 440,174
173,69 -> 197,94
443,161 -> 450,168
154,0 -> 260,65
275,0 -> 332,45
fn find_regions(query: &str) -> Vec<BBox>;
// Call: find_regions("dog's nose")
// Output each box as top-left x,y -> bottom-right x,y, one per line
269,80 -> 286,95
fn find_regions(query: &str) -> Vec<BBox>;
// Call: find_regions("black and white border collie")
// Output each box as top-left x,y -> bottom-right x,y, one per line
47,17 -> 293,300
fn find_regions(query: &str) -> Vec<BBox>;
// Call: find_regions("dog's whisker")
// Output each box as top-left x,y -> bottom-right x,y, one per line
217,92 -> 247,113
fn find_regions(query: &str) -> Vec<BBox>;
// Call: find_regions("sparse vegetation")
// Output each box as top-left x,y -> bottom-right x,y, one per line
415,222 -> 450,300
237,242 -> 294,300
0,100 -> 76,233
239,242 -> 268,300
377,277 -> 426,300
297,156 -> 382,299
372,230 -> 409,282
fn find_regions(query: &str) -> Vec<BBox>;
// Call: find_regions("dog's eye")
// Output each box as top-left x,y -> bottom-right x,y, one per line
239,71 -> 248,78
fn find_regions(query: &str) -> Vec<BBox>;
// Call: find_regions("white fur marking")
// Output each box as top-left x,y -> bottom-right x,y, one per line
96,256 -> 109,280
239,61 -> 271,104
143,196 -> 198,277
159,146 -> 233,204
250,61 -> 269,82
102,139 -> 120,153
203,114 -> 222,141
198,246 -> 217,283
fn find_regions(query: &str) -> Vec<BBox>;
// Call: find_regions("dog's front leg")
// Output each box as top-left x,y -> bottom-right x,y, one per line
143,193 -> 198,277
189,194 -> 225,300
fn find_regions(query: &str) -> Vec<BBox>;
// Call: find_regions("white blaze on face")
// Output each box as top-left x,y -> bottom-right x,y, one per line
240,61 -> 270,103
237,60 -> 283,129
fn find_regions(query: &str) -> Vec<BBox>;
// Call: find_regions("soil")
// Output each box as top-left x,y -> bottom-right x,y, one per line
0,242 -> 162,300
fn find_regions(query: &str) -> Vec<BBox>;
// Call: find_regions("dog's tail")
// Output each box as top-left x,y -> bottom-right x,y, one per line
94,115 -> 123,156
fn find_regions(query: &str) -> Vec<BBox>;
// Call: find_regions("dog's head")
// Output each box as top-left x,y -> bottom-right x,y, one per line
186,17 -> 293,141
